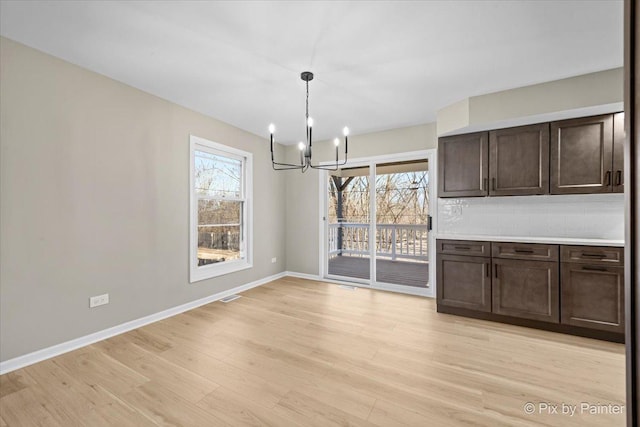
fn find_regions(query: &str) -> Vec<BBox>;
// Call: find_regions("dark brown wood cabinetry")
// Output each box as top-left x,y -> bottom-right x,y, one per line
489,123 -> 549,196
491,242 -> 559,323
436,239 -> 491,257
550,114 -> 614,194
436,239 -> 624,342
436,241 -> 491,312
492,258 -> 559,323
437,132 -> 488,197
438,112 -> 624,198
560,246 -> 625,333
491,241 -> 558,261
613,112 -> 625,193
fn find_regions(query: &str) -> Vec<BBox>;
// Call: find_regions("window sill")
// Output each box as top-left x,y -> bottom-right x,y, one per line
190,259 -> 252,283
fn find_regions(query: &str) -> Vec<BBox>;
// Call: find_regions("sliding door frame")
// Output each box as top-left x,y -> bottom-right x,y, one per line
319,149 -> 436,297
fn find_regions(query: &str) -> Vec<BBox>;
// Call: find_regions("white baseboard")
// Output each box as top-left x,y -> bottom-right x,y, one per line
283,271 -> 322,281
0,271 -> 286,375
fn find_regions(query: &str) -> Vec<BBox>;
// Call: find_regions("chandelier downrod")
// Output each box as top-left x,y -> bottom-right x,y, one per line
269,71 -> 349,172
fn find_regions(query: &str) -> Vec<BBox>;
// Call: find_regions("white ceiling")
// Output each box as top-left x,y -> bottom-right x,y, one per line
0,1 -> 623,144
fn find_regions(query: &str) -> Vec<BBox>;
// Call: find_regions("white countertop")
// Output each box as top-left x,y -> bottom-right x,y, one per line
435,234 -> 625,247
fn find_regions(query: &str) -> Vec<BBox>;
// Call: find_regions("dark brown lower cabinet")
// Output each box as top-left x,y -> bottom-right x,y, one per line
561,263 -> 625,333
436,254 -> 491,312
436,239 -> 624,342
492,258 -> 559,323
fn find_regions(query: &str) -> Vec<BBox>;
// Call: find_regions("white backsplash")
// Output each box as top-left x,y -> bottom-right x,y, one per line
437,194 -> 624,240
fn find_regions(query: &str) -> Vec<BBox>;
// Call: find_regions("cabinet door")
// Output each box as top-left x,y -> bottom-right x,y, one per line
561,264 -> 624,333
438,132 -> 488,197
489,123 -> 549,196
550,114 -> 613,194
613,112 -> 625,193
437,254 -> 491,312
492,259 -> 559,323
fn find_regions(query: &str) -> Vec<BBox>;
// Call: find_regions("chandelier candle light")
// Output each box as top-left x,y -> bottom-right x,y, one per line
269,71 -> 349,172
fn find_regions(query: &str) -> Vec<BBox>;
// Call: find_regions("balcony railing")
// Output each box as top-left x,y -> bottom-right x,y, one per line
328,223 -> 428,261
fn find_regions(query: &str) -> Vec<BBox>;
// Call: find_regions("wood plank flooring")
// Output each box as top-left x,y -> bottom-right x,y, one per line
328,256 -> 428,287
0,276 -> 625,426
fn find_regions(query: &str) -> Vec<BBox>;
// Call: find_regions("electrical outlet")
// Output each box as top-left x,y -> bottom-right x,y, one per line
89,293 -> 109,308
271,257 -> 277,263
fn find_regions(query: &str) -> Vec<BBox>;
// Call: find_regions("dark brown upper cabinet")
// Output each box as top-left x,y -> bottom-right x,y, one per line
613,112 -> 625,193
550,114 -> 614,194
438,132 -> 488,197
438,112 -> 624,198
489,123 -> 549,196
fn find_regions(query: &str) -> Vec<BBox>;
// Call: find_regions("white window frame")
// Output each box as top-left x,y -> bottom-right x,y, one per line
189,135 -> 253,283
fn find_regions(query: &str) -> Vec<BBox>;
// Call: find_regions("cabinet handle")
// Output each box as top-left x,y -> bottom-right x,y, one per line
605,170 -> 612,186
582,266 -> 608,272
581,252 -> 605,259
454,246 -> 471,250
514,249 -> 535,254
486,263 -> 490,277
482,178 -> 488,191
616,170 -> 622,186
491,177 -> 496,191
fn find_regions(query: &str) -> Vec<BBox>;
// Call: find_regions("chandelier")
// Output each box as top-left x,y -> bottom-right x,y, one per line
269,71 -> 349,172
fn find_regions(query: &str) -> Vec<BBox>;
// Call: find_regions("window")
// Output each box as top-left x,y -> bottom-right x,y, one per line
190,135 -> 252,282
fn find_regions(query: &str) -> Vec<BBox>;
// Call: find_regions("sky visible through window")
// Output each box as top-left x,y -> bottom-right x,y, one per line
195,150 -> 242,199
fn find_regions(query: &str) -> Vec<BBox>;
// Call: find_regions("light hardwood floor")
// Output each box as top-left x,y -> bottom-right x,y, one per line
0,276 -> 625,426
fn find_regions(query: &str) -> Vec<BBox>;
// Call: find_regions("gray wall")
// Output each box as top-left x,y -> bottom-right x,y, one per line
0,37 -> 286,361
285,123 -> 438,275
437,68 -> 623,135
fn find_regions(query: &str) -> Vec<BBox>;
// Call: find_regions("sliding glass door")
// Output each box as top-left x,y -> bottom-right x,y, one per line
375,161 -> 429,288
325,157 -> 431,291
327,166 -> 371,282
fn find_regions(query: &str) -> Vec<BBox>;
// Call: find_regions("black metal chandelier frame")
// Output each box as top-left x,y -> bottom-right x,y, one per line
269,71 -> 349,172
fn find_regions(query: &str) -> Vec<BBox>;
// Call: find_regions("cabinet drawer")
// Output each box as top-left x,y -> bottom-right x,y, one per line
492,242 -> 559,261
436,240 -> 491,257
561,245 -> 624,266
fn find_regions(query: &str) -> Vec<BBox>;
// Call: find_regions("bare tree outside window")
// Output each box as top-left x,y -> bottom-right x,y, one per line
327,161 -> 429,287
194,151 -> 244,266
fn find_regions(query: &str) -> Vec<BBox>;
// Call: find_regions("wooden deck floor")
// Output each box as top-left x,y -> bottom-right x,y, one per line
328,256 -> 428,287
0,277 -> 625,426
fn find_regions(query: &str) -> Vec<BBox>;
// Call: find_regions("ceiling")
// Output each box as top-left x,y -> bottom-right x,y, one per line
0,1 -> 623,144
